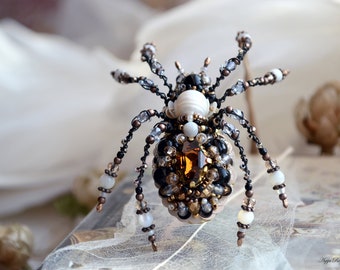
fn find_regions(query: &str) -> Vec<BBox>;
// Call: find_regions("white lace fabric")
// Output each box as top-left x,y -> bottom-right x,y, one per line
42,150 -> 297,270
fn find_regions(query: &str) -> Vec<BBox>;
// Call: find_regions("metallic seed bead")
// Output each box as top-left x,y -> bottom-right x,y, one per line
279,193 -> 288,201
245,190 -> 254,198
136,193 -> 144,201
132,119 -> 141,128
237,222 -> 250,229
148,235 -> 156,242
237,231 -> 245,239
114,157 -> 122,164
226,106 -> 233,113
262,153 -> 270,161
221,69 -> 230,76
158,123 -> 167,131
146,135 -> 155,144
97,196 -> 106,204
273,183 -> 286,190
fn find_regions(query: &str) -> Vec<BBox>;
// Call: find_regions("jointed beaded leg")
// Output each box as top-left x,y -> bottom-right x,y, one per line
96,109 -> 162,212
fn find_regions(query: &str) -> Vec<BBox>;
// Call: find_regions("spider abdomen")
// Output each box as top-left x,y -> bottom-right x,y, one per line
153,133 -> 234,223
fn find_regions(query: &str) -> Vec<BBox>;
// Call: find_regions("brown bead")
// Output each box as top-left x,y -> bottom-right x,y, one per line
237,231 -> 245,239
136,193 -> 144,201
245,190 -> 253,198
158,123 -> 166,131
148,109 -> 156,116
279,193 -> 287,200
146,135 -> 155,144
148,235 -> 156,242
114,157 -> 122,164
221,69 -> 230,76
226,106 -> 233,113
262,153 -> 270,161
132,120 -> 141,128
97,196 -> 106,204
96,203 -> 103,212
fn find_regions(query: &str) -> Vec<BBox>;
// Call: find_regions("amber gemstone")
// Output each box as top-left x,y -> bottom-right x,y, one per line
176,141 -> 206,184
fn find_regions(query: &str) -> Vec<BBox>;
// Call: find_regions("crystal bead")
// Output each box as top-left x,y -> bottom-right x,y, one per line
165,146 -> 176,156
178,202 -> 190,218
196,133 -> 208,144
176,134 -> 186,144
166,172 -> 179,185
213,184 -> 224,195
231,80 -> 245,95
222,122 -> 236,136
201,201 -> 212,213
237,209 -> 254,225
138,111 -> 150,123
276,187 -> 286,195
150,127 -> 162,137
99,174 -> 116,189
225,59 -> 236,71
231,109 -> 244,120
138,212 -> 154,228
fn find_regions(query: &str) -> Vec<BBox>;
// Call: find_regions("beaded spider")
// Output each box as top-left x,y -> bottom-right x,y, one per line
96,32 -> 289,251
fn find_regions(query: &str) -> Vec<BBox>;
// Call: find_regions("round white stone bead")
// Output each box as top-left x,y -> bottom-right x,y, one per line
271,68 -> 283,81
174,90 -> 210,118
237,210 -> 254,225
268,170 -> 285,186
183,121 -> 199,138
99,174 -> 116,189
138,212 -> 154,228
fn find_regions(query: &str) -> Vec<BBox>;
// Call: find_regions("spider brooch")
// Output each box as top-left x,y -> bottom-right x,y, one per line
96,31 -> 289,251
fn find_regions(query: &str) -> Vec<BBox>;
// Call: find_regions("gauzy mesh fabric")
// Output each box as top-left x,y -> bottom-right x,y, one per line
42,150 -> 297,270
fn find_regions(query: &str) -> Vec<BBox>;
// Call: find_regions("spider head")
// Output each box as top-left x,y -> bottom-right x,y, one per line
164,59 -> 217,139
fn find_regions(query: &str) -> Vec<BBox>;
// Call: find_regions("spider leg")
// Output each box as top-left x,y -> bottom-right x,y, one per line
212,111 -> 255,246
209,31 -> 252,93
134,122 -> 168,252
96,109 -> 163,212
111,69 -> 169,103
213,106 -> 288,245
140,43 -> 174,99
215,68 -> 289,108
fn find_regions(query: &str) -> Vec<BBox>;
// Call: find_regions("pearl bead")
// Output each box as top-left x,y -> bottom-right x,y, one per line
183,121 -> 199,138
174,90 -> 210,118
138,212 -> 154,228
99,174 -> 116,189
237,210 -> 254,225
268,170 -> 285,186
271,68 -> 283,81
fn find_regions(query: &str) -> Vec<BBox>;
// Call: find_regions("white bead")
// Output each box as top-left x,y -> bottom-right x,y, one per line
268,170 -> 285,186
99,174 -> 116,189
174,90 -> 210,118
271,68 -> 283,81
138,212 -> 154,228
237,210 -> 254,225
276,187 -> 286,195
183,121 -> 199,138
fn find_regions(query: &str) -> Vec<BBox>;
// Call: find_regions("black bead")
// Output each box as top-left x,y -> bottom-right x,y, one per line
182,74 -> 203,91
135,186 -> 143,194
245,182 -> 252,191
259,147 -> 268,156
213,166 -> 231,187
117,151 -> 124,159
153,167 -> 173,187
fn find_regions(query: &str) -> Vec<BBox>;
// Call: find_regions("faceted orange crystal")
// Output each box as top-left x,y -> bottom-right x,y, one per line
176,141 -> 206,183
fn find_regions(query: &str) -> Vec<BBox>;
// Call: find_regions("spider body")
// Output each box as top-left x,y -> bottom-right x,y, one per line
96,32 -> 289,251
